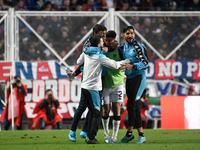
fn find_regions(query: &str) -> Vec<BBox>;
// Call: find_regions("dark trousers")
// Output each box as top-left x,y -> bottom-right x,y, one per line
82,88 -> 101,140
4,117 -> 22,130
126,75 -> 143,128
70,90 -> 88,132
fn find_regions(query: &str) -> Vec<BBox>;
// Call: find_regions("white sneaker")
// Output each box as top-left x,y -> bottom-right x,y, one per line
111,137 -> 117,143
104,133 -> 111,143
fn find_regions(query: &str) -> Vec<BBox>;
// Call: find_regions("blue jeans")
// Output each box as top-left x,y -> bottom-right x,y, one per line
70,91 -> 89,132
40,118 -> 62,129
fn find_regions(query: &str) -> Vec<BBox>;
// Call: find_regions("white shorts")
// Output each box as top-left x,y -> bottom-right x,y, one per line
102,85 -> 124,105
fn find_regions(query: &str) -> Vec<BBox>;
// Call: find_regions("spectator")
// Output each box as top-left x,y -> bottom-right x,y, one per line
83,0 -> 95,11
159,22 -> 171,41
21,44 -> 38,61
114,0 -> 131,10
141,0 -> 154,10
60,0 -> 71,11
43,42 -> 57,60
177,0 -> 188,11
1,75 -> 28,130
46,16 -> 61,41
132,0 -> 143,10
60,16 -> 72,30
35,0 -> 45,10
150,28 -> 165,50
119,0 -> 130,11
152,0 -> 166,10
65,41 -> 77,65
74,4 -> 82,11
42,31 -> 53,43
26,0 -> 36,10
36,24 -> 45,36
58,28 -> 71,54
168,1 -> 177,11
75,25 -> 88,41
188,36 -> 200,59
140,17 -> 153,40
70,0 -> 80,11
93,0 -> 107,11
41,1 -> 53,11
188,0 -> 200,11
0,0 -> 6,10
4,0 -> 16,8
172,18 -> 191,37
170,29 -> 191,59
159,40 -> 169,58
166,17 -> 178,35
15,0 -> 27,10
49,0 -> 63,10
29,89 -> 62,129
19,24 -> 30,59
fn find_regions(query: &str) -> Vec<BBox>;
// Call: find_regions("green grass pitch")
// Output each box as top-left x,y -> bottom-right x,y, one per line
0,129 -> 200,150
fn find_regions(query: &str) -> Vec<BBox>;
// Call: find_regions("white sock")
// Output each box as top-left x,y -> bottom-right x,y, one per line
102,117 -> 110,134
112,119 -> 120,140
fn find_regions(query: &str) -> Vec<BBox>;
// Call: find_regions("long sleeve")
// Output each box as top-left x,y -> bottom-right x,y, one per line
38,100 -> 47,109
99,55 -> 126,69
20,85 -> 27,95
77,53 -> 84,65
54,100 -> 59,108
75,64 -> 83,76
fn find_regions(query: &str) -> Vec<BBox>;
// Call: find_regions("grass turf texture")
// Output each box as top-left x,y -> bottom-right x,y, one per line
0,129 -> 200,150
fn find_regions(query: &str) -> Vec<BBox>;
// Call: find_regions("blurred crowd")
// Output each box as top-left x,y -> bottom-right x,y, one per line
0,0 -> 200,11
0,0 -> 200,65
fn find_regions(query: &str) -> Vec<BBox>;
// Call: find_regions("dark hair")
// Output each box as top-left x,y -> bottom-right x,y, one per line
14,75 -> 20,79
103,26 -> 107,31
123,26 -> 135,33
90,35 -> 102,47
106,30 -> 116,39
93,24 -> 105,34
45,89 -> 52,94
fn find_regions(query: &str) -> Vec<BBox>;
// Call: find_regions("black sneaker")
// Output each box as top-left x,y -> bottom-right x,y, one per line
86,138 -> 100,144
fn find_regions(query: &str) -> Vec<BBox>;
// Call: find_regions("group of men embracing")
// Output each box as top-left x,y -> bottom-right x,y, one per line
68,24 -> 149,144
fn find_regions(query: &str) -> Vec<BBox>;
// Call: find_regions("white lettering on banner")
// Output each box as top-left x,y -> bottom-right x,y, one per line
32,80 -> 45,102
70,79 -> 81,102
45,79 -> 58,99
23,79 -> 76,102
198,63 -> 200,77
57,103 -> 68,118
146,62 -> 154,77
25,103 -> 37,118
187,62 -> 198,77
67,102 -> 88,118
158,62 -> 171,77
38,66 -> 48,72
58,79 -> 70,102
32,62 -> 37,79
20,62 -> 29,79
172,62 -> 182,76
